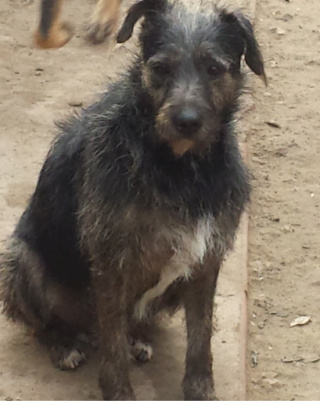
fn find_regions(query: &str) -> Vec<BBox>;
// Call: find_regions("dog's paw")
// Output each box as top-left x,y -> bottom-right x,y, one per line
53,348 -> 87,370
129,339 -> 153,363
84,20 -> 114,45
34,23 -> 73,49
183,376 -> 218,401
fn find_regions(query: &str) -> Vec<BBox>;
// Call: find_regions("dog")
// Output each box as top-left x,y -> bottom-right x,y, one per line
34,0 -> 122,48
1,0 -> 266,399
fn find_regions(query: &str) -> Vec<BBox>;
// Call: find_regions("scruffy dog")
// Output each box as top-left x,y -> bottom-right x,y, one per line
34,0 -> 122,48
1,0 -> 266,399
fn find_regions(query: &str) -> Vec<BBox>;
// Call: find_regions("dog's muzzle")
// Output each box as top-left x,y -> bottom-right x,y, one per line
171,107 -> 203,137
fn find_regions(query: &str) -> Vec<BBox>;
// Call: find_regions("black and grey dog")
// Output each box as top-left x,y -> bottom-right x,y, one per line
0,0 -> 266,400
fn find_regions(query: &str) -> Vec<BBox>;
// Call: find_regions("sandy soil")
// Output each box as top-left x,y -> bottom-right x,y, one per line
247,0 -> 320,400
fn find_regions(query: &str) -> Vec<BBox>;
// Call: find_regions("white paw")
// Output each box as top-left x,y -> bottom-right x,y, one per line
130,340 -> 153,362
58,349 -> 86,370
134,299 -> 148,320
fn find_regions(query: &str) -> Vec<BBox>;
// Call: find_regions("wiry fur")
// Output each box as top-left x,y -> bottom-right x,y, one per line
1,0 -> 265,400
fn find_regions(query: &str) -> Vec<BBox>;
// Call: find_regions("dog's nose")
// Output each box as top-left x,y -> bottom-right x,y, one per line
173,108 -> 202,135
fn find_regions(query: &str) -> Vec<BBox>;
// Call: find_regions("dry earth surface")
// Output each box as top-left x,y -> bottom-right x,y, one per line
0,0 -> 319,401
247,0 -> 320,400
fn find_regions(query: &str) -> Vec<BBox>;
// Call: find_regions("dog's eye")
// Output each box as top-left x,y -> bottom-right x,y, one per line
151,63 -> 171,76
207,63 -> 224,79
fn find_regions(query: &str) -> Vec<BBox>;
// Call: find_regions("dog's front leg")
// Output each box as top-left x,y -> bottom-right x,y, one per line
182,255 -> 220,401
93,267 -> 135,400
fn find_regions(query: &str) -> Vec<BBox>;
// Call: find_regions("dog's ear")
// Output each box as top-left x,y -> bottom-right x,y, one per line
220,10 -> 267,85
117,0 -> 167,43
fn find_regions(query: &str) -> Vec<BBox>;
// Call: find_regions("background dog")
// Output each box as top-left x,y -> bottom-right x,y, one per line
34,0 -> 122,48
1,0 -> 265,399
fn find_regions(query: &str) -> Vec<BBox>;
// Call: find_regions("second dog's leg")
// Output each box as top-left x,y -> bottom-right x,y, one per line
93,268 -> 135,400
182,255 -> 220,401
85,0 -> 122,44
34,0 -> 73,49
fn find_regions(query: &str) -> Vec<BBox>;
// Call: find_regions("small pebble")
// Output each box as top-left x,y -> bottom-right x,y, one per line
277,27 -> 286,35
68,101 -> 83,107
266,121 -> 281,128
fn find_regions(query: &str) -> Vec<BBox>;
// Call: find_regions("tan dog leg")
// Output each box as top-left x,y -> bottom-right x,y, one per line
34,0 -> 73,49
85,0 -> 122,44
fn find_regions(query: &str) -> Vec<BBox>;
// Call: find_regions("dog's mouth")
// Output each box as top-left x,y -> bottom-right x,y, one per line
163,133 -> 220,157
168,138 -> 195,157
156,118 -> 220,157
155,104 -> 220,157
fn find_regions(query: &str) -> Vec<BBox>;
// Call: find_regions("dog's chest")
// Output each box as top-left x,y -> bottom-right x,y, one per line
130,213 -> 230,320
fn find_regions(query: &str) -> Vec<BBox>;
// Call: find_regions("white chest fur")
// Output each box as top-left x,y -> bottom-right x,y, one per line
134,214 -> 226,320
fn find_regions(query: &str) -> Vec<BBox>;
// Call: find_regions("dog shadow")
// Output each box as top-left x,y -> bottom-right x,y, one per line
0,312 -> 185,400
131,314 -> 185,400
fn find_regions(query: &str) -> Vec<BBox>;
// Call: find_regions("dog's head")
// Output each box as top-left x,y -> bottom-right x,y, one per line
117,0 -> 266,157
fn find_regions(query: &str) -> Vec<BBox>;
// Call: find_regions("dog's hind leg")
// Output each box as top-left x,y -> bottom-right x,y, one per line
128,322 -> 153,363
0,238 -> 92,370
129,337 -> 153,363
85,0 -> 122,45
34,0 -> 73,49
0,238 -> 51,329
37,327 -> 91,370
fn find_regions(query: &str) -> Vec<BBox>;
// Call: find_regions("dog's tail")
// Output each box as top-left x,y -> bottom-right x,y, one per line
34,0 -> 73,49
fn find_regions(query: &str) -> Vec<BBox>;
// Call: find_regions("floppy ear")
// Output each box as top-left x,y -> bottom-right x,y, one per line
117,0 -> 167,43
220,10 -> 267,85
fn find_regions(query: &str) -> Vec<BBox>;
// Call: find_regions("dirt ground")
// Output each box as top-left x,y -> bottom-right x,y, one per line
0,0 -> 319,401
247,0 -> 320,400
